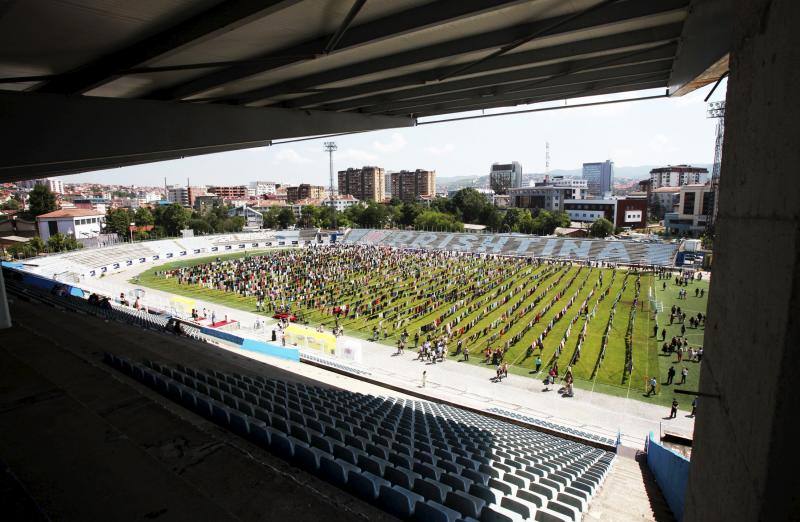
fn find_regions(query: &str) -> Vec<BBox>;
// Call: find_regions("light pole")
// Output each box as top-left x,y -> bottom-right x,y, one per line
323,141 -> 337,230
130,222 -> 135,243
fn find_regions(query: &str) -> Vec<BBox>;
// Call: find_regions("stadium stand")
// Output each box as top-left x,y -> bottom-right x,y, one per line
343,230 -> 678,267
106,353 -> 614,522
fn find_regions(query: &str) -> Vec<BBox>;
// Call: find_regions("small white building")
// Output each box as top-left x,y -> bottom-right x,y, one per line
36,208 -> 106,242
228,205 -> 263,230
322,195 -> 362,211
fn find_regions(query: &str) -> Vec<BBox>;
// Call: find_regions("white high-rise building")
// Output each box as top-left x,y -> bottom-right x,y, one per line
248,181 -> 278,197
18,178 -> 64,194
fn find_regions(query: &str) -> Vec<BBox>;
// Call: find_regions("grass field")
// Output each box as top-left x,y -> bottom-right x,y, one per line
136,250 -> 708,409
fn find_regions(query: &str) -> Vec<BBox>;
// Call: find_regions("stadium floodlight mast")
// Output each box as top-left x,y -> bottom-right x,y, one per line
323,141 -> 338,230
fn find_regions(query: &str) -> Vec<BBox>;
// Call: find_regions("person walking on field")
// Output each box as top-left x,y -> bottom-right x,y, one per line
535,355 -> 542,374
463,346 -> 469,362
646,376 -> 658,396
669,398 -> 679,419
666,366 -> 676,385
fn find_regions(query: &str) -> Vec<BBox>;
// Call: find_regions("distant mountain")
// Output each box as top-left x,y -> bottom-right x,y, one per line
437,164 -> 713,189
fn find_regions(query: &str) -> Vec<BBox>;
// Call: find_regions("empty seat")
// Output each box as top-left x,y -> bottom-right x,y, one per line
385,466 -> 421,490
379,485 -> 424,519
412,477 -> 452,504
413,500 -> 462,522
349,470 -> 390,501
320,456 -> 360,487
445,490 -> 486,519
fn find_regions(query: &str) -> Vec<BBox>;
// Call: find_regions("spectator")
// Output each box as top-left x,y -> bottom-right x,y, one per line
669,398 -> 679,419
646,376 -> 657,396
680,367 -> 689,385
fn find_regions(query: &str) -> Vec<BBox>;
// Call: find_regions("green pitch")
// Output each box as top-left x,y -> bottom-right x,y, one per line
135,250 -> 708,409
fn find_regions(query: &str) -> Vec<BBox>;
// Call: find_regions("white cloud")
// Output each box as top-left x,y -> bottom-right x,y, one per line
372,132 -> 407,153
272,148 -> 311,164
425,143 -> 456,155
338,148 -> 378,163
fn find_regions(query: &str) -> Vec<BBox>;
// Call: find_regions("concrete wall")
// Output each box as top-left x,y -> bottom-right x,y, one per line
684,1 -> 800,520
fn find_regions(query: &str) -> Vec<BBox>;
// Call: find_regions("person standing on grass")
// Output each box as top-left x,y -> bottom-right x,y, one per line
463,346 -> 469,362
647,376 -> 658,396
669,398 -> 679,419
667,366 -> 676,385
535,355 -> 542,374
680,366 -> 689,385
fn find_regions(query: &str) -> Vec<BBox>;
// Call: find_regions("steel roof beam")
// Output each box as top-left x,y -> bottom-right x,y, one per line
280,23 -> 682,110
359,61 -> 672,115
34,1 -> 304,95
145,0 -> 531,101
399,75 -> 669,118
317,42 -> 677,112
223,0 -> 689,106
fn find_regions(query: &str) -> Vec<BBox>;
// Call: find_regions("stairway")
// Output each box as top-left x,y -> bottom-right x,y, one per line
585,451 -> 674,521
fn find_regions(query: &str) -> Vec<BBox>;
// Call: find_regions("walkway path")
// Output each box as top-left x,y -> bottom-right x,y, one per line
91,266 -> 695,449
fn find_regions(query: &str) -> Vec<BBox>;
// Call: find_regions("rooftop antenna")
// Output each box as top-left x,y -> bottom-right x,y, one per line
323,141 -> 338,230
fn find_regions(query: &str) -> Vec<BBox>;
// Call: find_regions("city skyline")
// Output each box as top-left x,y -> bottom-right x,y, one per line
60,82 -> 727,188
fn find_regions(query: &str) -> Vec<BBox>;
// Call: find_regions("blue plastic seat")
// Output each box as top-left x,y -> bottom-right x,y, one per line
349,470 -> 390,500
379,484 -> 424,519
413,500 -> 462,522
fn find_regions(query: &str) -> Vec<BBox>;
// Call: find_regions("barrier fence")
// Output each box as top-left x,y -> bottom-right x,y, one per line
646,431 -> 690,521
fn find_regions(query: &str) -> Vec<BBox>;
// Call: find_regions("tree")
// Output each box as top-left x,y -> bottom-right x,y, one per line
27,184 -> 57,217
277,207 -> 295,229
0,198 -> 20,211
105,208 -> 134,237
134,206 -> 154,227
589,218 -> 615,238
413,211 -> 464,232
158,203 -> 190,235
358,201 -> 388,228
46,233 -> 81,252
451,188 -> 488,223
399,202 -> 423,227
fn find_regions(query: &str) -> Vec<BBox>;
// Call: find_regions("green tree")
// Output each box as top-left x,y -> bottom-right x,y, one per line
134,206 -> 154,227
0,198 -> 20,211
158,203 -> 190,235
105,208 -> 135,237
399,202 -> 423,227
27,184 -> 57,217
413,210 -> 464,232
451,188 -> 488,223
46,233 -> 81,252
277,207 -> 296,229
358,201 -> 389,228
589,218 -> 615,238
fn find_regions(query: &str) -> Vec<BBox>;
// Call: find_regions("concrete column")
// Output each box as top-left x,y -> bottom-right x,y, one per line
684,1 -> 800,520
0,268 -> 11,329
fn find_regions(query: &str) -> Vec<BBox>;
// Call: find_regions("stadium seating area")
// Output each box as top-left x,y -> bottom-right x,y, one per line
106,353 -> 614,522
343,229 -> 678,267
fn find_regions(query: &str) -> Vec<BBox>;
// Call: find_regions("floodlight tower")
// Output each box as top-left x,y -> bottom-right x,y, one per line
323,141 -> 338,230
706,101 -> 726,235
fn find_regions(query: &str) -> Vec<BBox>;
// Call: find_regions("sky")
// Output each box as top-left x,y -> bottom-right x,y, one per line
62,79 -> 727,187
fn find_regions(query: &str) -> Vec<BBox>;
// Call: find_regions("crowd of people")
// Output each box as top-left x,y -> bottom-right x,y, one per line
155,244 -> 706,411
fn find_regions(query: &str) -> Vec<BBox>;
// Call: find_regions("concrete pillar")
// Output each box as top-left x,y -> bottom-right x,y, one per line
684,1 -> 800,520
0,268 -> 11,329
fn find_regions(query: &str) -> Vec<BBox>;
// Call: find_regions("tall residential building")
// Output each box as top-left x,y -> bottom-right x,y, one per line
248,181 -> 278,197
649,165 -> 709,189
582,160 -> 614,196
18,178 -> 64,194
489,162 -> 523,194
338,166 -> 386,202
391,169 -> 436,202
286,184 -> 325,202
207,185 -> 248,199
167,185 -> 207,207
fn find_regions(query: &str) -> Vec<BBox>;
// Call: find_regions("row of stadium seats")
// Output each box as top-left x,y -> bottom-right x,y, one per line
105,353 -> 614,521
485,409 -> 615,447
299,352 -> 372,377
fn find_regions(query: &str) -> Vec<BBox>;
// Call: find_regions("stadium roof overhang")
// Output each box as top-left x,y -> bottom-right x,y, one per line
0,0 -> 731,182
